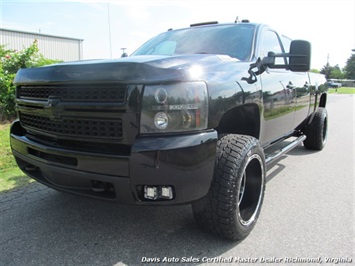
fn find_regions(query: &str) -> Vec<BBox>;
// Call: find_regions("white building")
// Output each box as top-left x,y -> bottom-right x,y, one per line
0,28 -> 83,62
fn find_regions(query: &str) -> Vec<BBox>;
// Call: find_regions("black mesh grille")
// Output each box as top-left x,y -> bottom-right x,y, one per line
18,84 -> 127,102
20,113 -> 122,139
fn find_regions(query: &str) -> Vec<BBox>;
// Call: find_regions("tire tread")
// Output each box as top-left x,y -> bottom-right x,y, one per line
303,107 -> 328,150
192,134 -> 265,240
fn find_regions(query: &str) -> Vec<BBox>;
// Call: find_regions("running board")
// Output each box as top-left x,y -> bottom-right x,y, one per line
265,135 -> 306,165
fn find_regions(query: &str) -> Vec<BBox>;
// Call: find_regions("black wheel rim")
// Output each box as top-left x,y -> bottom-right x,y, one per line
322,116 -> 328,145
237,154 -> 265,226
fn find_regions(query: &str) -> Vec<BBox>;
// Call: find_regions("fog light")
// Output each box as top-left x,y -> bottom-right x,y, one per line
159,186 -> 173,199
144,186 -> 158,200
143,186 -> 174,200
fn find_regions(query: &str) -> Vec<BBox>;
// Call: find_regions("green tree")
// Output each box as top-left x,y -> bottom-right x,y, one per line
320,63 -> 332,79
0,41 -> 61,120
0,45 -> 12,58
320,63 -> 345,79
0,65 -> 16,119
344,53 -> 355,79
330,65 -> 345,79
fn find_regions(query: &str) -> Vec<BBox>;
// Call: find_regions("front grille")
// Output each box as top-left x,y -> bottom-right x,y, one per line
18,84 -> 127,102
20,113 -> 123,139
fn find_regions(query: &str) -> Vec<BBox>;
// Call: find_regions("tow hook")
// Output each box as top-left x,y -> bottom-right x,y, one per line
24,165 -> 38,171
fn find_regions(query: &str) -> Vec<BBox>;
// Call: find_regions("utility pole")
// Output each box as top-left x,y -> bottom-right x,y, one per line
107,2 -> 113,59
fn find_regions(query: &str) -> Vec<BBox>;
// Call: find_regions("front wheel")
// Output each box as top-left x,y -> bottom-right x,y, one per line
192,134 -> 266,241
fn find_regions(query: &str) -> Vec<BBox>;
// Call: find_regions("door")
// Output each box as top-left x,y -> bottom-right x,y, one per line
280,35 -> 311,128
259,30 -> 296,144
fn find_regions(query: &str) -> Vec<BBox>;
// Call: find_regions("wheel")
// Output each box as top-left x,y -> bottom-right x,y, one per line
303,107 -> 328,150
192,134 -> 266,241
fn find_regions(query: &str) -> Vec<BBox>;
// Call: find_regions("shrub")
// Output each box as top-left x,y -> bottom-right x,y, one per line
0,67 -> 16,120
0,41 -> 62,120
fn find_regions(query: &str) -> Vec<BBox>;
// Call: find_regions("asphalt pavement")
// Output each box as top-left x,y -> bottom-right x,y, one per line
0,94 -> 353,266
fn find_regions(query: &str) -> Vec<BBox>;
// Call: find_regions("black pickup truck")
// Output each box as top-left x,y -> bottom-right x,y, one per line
10,21 -> 328,240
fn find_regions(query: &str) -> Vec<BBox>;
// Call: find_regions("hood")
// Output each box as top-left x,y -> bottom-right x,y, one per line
14,54 -> 241,85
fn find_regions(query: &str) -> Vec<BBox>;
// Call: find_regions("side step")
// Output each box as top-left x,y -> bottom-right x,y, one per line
265,135 -> 306,165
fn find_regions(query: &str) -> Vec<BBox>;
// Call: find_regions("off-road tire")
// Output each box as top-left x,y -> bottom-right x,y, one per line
303,107 -> 328,150
192,134 -> 266,241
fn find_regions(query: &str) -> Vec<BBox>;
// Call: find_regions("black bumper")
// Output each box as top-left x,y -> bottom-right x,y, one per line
10,120 -> 217,205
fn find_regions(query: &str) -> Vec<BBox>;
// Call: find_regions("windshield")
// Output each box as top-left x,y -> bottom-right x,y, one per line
132,24 -> 255,61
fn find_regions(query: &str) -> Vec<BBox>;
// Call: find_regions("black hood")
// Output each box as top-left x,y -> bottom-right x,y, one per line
14,54 -> 242,85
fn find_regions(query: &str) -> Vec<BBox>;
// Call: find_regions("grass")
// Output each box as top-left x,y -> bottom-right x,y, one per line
328,87 -> 355,94
0,123 -> 33,192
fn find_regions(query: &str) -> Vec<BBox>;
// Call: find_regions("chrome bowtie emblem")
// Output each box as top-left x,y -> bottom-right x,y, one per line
45,97 -> 62,119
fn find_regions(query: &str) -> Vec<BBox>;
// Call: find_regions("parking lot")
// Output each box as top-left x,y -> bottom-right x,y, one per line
0,94 -> 353,265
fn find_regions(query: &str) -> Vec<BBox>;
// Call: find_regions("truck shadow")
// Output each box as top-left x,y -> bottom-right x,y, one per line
266,144 -> 319,183
1,186 -> 239,265
286,145 -> 320,156
266,157 -> 287,183
2,145 -> 322,265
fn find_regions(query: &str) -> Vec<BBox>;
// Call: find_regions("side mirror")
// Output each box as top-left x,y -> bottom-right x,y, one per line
261,40 -> 311,72
242,40 -> 311,84
289,40 -> 311,72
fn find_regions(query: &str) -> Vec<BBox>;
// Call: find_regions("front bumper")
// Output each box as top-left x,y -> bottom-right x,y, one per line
10,120 -> 217,205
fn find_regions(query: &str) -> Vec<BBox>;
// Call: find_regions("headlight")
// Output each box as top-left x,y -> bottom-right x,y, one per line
140,82 -> 208,133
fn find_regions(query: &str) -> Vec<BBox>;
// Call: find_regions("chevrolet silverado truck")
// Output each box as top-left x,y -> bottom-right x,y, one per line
10,20 -> 328,240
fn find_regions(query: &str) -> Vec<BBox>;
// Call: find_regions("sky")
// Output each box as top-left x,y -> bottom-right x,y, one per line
0,0 -> 354,70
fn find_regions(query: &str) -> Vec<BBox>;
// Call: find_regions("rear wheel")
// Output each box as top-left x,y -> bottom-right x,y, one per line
192,134 -> 266,240
303,107 -> 328,150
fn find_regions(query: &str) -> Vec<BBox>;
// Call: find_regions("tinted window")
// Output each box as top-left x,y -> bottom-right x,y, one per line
132,24 -> 256,61
261,30 -> 284,64
281,35 -> 291,53
281,35 -> 292,64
